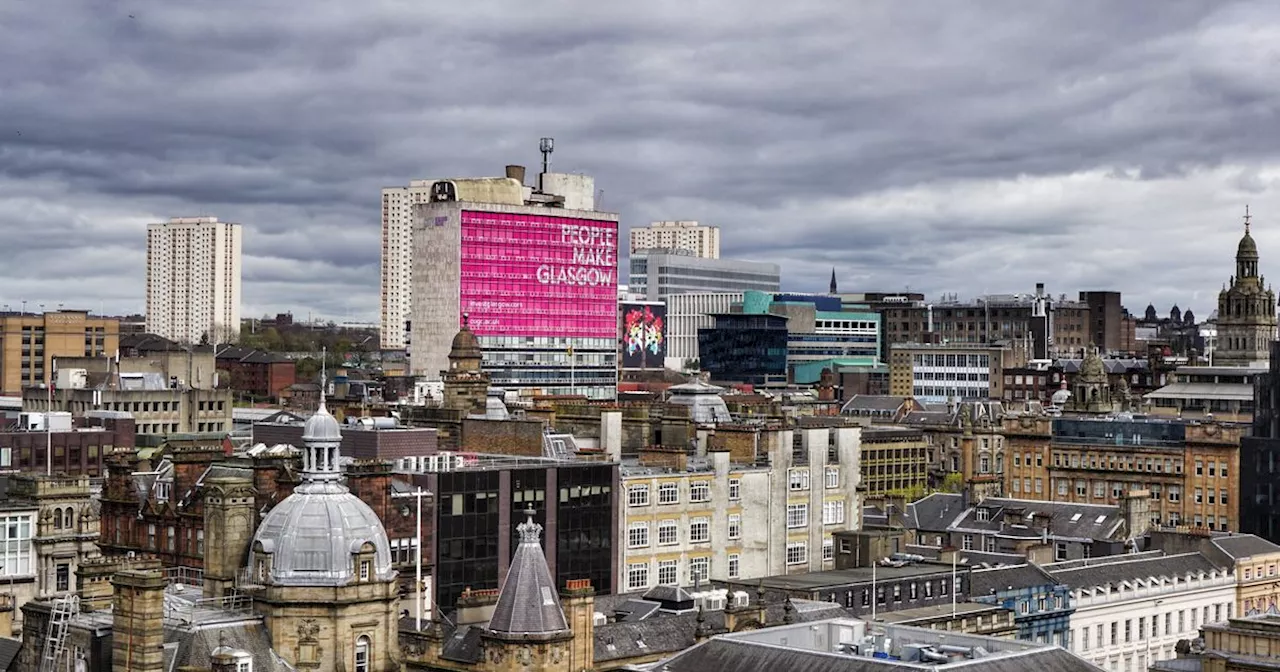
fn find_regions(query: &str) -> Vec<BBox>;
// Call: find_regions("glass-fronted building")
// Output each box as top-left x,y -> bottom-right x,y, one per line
698,313 -> 789,386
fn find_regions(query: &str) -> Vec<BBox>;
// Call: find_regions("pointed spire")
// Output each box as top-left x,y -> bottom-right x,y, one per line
1245,204 -> 1252,234
829,267 -> 838,294
487,505 -> 570,637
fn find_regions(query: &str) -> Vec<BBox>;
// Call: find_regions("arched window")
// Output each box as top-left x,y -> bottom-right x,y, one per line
63,508 -> 74,530
354,635 -> 370,672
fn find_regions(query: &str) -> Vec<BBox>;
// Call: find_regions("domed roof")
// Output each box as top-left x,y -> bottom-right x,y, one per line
1078,347 -> 1107,383
450,316 -> 482,359
251,391 -> 395,588
1238,230 -> 1259,259
302,403 -> 342,443
251,483 -> 394,586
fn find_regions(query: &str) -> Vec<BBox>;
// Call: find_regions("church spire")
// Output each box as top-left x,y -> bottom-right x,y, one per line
829,267 -> 838,294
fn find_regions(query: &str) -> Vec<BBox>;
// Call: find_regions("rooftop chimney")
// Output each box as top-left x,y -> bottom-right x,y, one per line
505,165 -> 527,185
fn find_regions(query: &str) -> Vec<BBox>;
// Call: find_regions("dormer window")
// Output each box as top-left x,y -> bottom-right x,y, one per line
359,561 -> 370,581
975,508 -> 990,523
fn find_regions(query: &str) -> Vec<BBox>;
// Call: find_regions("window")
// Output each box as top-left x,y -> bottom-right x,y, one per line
354,635 -> 370,672
728,514 -> 741,540
1057,480 -> 1068,496
1196,461 -> 1203,476
1019,600 -> 1029,615
196,529 -> 204,555
823,501 -> 845,525
690,481 -> 710,503
55,563 -> 69,592
147,524 -> 156,549
658,520 -> 678,546
1195,488 -> 1203,504
980,455 -> 990,474
1055,542 -> 1067,561
728,553 -> 740,579
789,470 -> 810,491
786,542 -> 807,565
728,478 -> 741,500
689,557 -> 710,582
823,538 -> 834,561
962,534 -> 974,550
1220,463 -> 1228,479
657,560 -> 678,585
359,560 -> 370,581
825,467 -> 840,489
689,517 -> 710,543
627,485 -> 650,507
627,563 -> 649,590
658,482 -> 679,504
1220,490 -> 1228,506
976,508 -> 989,523
787,504 -> 809,529
627,522 -> 650,549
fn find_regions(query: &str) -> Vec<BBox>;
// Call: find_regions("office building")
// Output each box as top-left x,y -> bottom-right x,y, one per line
1216,210 -> 1278,367
618,425 -> 861,592
408,163 -> 620,398
666,292 -> 743,368
380,179 -> 438,349
145,216 -> 242,345
629,250 -> 779,302
630,220 -> 720,258
1002,413 -> 1241,531
889,341 -> 1029,403
1244,341 -> 1280,543
882,284 -> 1089,359
1078,291 -> 1125,354
0,309 -> 117,395
698,312 -> 789,386
742,291 -> 882,384
1048,550 -> 1236,671
397,452 -> 618,612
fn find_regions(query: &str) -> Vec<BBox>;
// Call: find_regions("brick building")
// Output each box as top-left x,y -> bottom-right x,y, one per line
214,345 -> 297,400
0,413 -> 135,476
253,418 -> 439,460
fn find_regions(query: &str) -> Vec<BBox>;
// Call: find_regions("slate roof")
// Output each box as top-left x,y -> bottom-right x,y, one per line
0,638 -> 18,671
950,497 -> 1126,541
655,636 -> 1104,672
486,514 -> 570,636
1044,551 -> 1226,590
1210,534 -> 1280,560
841,395 -> 910,414
904,492 -> 964,531
969,564 -> 1060,597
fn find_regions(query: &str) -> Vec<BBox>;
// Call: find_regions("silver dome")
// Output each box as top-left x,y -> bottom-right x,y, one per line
251,481 -> 395,586
302,404 -> 342,443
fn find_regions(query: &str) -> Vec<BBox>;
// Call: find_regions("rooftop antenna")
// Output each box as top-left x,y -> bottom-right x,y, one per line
539,137 -> 554,192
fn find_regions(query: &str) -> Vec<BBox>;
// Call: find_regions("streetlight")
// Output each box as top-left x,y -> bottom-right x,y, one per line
392,486 -> 431,630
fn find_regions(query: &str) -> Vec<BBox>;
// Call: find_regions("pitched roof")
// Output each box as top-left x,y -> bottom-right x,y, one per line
969,564 -> 1060,597
950,497 -> 1126,541
904,492 -> 964,531
1211,534 -> 1280,560
1044,551 -> 1225,590
0,638 -> 19,671
486,512 -> 569,637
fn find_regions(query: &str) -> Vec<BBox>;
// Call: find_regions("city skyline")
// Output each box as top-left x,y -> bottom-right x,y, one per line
4,2 -> 1280,322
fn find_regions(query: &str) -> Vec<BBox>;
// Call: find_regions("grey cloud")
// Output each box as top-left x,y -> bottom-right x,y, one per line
3,0 -> 1280,321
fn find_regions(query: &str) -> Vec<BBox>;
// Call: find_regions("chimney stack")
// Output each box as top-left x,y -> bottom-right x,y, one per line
505,165 -> 527,185
112,569 -> 167,672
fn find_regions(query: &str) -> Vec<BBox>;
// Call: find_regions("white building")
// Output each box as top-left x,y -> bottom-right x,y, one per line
380,180 -> 441,349
618,425 -> 862,593
629,220 -> 720,258
145,216 -> 242,344
666,292 -> 744,368
1046,550 -> 1236,672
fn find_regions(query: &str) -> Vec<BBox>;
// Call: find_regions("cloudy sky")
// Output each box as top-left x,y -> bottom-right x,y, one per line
3,1 -> 1280,323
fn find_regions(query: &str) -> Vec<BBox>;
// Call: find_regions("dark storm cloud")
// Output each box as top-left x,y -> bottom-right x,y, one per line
3,1 -> 1280,321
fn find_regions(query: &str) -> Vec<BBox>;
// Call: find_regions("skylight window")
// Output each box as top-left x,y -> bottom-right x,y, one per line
1094,515 -> 1107,525
1070,513 -> 1082,522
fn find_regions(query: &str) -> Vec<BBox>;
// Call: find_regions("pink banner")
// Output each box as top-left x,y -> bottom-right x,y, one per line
459,210 -> 618,338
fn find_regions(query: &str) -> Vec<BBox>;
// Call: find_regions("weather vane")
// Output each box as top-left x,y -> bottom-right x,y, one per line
1245,204 -> 1252,234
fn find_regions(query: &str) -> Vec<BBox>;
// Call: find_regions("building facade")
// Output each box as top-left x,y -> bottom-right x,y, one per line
666,292 -> 743,368
619,425 -> 861,593
380,179 -> 442,349
145,216 -> 242,345
889,342 -> 1028,403
1049,551 -> 1236,672
1215,210 -> 1277,367
629,250 -> 780,302
0,310 -> 117,395
969,564 -> 1074,646
409,182 -> 619,398
1002,414 -> 1242,531
25,385 -> 234,435
1243,341 -> 1280,543
629,220 -> 721,258
698,313 -> 789,386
